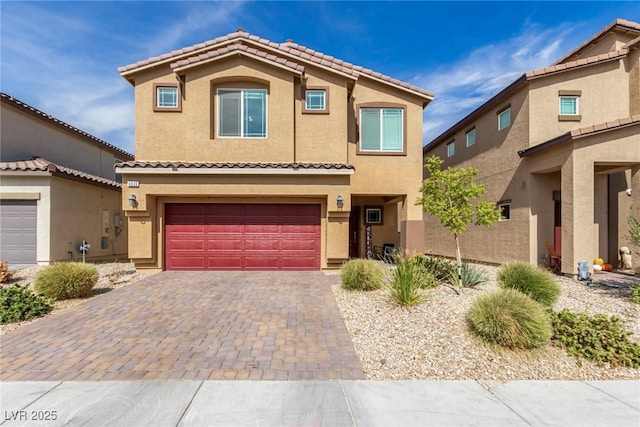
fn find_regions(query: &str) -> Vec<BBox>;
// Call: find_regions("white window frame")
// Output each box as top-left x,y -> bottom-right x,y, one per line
358,106 -> 405,153
305,90 -> 326,111
153,84 -> 181,112
466,128 -> 476,147
559,96 -> 579,115
498,107 -> 511,130
447,141 -> 455,157
217,88 -> 267,139
498,202 -> 511,221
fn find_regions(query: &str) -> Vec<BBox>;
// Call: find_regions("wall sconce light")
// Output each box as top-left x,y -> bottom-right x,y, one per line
626,188 -> 632,197
128,194 -> 138,208
336,195 -> 344,209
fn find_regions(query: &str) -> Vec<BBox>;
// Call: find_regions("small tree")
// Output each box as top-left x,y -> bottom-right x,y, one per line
417,155 -> 500,294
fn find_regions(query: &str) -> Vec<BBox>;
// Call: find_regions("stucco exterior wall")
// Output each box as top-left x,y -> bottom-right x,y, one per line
528,61 -> 630,145
0,103 -> 128,180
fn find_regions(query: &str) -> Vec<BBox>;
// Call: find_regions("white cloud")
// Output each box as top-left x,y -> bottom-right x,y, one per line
415,22 -> 574,144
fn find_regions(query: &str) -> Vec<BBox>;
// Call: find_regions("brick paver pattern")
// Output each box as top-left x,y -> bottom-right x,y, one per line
0,271 -> 365,381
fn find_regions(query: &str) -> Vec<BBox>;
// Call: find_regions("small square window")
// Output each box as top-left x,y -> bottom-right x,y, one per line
466,128 -> 476,147
153,84 -> 181,112
447,141 -> 455,157
498,107 -> 511,130
303,86 -> 329,114
498,202 -> 511,221
365,207 -> 383,225
559,96 -> 579,115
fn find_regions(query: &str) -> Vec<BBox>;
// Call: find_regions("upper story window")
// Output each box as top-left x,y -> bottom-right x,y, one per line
498,201 -> 511,221
303,87 -> 328,113
466,128 -> 476,147
358,104 -> 405,154
217,88 -> 267,138
447,141 -> 455,157
498,106 -> 511,130
558,90 -> 582,121
153,84 -> 181,112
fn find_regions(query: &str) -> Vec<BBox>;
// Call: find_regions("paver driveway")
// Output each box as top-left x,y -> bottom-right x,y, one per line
0,271 -> 365,381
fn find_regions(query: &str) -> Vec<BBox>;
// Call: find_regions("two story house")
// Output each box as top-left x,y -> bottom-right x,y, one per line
116,29 -> 434,270
423,19 -> 640,275
0,93 -> 133,265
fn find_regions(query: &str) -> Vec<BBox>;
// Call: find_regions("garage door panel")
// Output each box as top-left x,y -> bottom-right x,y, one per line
165,203 -> 320,270
166,256 -> 206,270
0,200 -> 37,265
166,239 -> 205,251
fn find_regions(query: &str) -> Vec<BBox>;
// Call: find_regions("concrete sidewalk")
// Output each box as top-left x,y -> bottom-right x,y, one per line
1,380 -> 638,426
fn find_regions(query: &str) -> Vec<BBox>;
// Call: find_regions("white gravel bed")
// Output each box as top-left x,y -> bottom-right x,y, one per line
1,262 -> 155,335
332,264 -> 640,380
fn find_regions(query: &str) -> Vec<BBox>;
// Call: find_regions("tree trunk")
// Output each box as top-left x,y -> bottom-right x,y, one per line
454,233 -> 462,294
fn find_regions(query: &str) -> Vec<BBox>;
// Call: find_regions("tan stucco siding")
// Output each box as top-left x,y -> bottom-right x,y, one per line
49,177 -> 127,262
628,49 -> 640,115
0,104 -> 125,180
565,33 -> 637,63
528,61 -> 629,145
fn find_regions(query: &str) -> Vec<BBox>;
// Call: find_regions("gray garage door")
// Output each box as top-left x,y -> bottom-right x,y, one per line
0,200 -> 37,265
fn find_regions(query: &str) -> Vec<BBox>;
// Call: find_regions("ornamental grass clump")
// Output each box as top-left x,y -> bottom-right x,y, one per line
468,289 -> 552,350
497,261 -> 560,308
340,259 -> 384,291
387,255 -> 426,306
1,284 -> 54,324
34,262 -> 98,300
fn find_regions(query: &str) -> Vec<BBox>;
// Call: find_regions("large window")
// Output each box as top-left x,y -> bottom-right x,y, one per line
498,107 -> 511,130
153,84 -> 181,112
218,88 -> 267,138
359,107 -> 404,153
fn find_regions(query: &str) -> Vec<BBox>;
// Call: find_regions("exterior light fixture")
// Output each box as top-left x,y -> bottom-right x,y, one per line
336,195 -> 344,209
626,188 -> 632,197
128,194 -> 138,208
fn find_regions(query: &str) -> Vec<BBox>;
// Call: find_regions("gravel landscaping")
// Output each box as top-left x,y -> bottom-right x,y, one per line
332,263 -> 640,380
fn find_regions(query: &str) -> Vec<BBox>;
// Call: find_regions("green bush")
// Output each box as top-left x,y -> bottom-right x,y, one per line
497,261 -> 560,308
468,289 -> 552,349
1,284 -> 54,324
410,254 -> 454,281
551,309 -> 640,368
387,256 -> 425,306
34,262 -> 98,300
448,262 -> 488,288
340,259 -> 384,291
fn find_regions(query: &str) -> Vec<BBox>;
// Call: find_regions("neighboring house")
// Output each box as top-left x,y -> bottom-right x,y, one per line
116,29 -> 434,271
423,19 -> 640,275
0,93 -> 134,265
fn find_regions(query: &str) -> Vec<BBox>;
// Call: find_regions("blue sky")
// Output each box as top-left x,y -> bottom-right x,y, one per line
1,1 -> 638,154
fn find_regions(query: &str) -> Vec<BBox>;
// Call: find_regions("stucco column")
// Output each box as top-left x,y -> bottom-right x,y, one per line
631,165 -> 640,272
400,194 -> 425,254
594,174 -> 608,261
561,153 -> 596,276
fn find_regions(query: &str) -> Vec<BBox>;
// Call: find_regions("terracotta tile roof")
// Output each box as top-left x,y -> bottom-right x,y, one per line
171,43 -> 305,74
118,29 -> 434,101
518,115 -> 640,157
526,49 -> 628,79
1,93 -> 134,160
553,18 -> 640,65
115,161 -> 354,171
0,157 -> 122,188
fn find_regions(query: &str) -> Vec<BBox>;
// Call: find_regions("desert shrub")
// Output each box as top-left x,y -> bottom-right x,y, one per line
0,261 -> 14,283
448,262 -> 488,288
497,261 -> 560,308
631,284 -> 640,305
34,262 -> 98,300
340,259 -> 384,291
468,289 -> 552,349
551,309 -> 640,368
410,254 -> 454,281
387,256 -> 425,306
407,256 -> 439,289
1,284 -> 54,324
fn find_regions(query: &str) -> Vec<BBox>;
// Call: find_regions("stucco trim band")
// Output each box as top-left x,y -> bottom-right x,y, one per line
0,192 -> 41,200
117,167 -> 354,175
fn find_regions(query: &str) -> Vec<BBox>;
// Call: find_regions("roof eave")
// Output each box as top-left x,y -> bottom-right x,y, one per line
171,50 -> 304,76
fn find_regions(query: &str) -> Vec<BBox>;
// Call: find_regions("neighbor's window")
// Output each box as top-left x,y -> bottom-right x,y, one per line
466,128 -> 476,147
218,88 -> 267,138
498,202 -> 511,221
365,207 -> 383,225
153,84 -> 181,112
447,141 -> 455,157
303,88 -> 328,113
359,107 -> 404,153
498,107 -> 511,130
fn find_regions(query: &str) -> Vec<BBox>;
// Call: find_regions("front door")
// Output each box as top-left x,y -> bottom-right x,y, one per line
349,207 -> 360,258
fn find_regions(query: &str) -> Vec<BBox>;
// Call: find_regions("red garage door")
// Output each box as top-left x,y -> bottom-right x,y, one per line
165,203 -> 321,270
